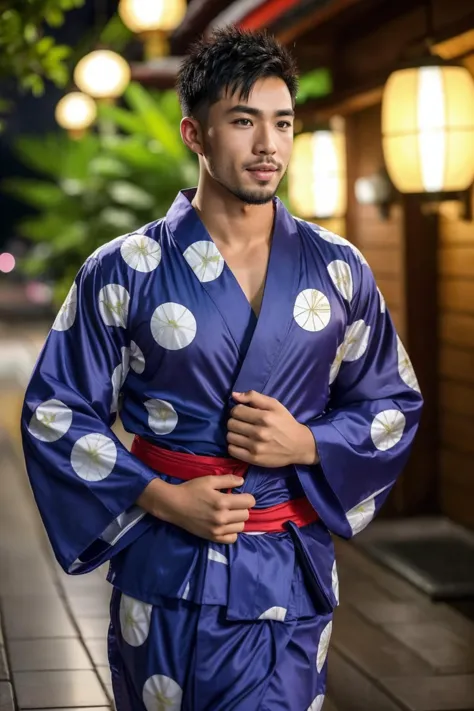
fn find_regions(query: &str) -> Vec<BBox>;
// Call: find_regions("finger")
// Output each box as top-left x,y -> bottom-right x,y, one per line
230,404 -> 264,425
228,443 -> 258,463
208,475 -> 245,490
232,390 -> 276,410
213,533 -> 239,544
218,508 -> 250,524
226,431 -> 253,450
213,521 -> 246,536
227,417 -> 254,436
226,492 -> 256,509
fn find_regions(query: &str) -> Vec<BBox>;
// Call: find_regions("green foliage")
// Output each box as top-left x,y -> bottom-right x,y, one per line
0,0 -> 85,95
296,68 -> 333,104
4,84 -> 198,304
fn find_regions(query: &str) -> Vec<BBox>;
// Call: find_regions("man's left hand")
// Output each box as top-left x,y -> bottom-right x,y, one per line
227,391 -> 319,467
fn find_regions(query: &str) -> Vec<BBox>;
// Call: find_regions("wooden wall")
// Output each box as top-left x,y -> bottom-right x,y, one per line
345,104 -> 406,339
438,196 -> 474,529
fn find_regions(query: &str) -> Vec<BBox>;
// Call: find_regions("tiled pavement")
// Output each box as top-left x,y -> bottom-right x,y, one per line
1,326 -> 474,711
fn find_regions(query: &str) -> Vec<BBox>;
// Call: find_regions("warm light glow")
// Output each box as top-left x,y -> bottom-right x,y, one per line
382,62 -> 474,193
119,0 -> 187,33
288,130 -> 347,218
74,50 -> 131,99
0,253 -> 15,273
55,92 -> 97,131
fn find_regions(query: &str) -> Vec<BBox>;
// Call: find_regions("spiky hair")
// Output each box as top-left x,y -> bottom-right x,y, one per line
176,25 -> 299,117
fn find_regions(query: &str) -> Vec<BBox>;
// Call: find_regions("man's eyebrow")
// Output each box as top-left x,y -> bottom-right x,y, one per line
226,105 -> 295,118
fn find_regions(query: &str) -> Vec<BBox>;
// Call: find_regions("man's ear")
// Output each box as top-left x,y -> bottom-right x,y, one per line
180,117 -> 204,156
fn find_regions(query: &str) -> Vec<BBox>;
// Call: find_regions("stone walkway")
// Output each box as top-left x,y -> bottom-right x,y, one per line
1,326 -> 474,711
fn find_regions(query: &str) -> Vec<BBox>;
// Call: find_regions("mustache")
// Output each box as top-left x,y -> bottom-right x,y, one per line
244,161 -> 281,171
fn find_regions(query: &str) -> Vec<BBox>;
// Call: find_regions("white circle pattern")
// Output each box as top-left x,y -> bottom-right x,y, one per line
28,399 -> 73,442
308,695 -> 325,711
119,594 -> 152,647
52,283 -> 78,331
130,340 -> 145,374
151,302 -> 197,350
377,286 -> 386,313
327,260 -> 353,301
121,234 -> 162,273
142,674 -> 183,711
317,620 -> 332,672
99,284 -> 130,328
294,289 -> 331,332
329,320 -> 371,384
346,497 -> 376,535
183,240 -> 225,282
397,337 -> 420,392
111,347 -> 130,414
332,560 -> 339,604
318,228 -> 368,265
258,606 -> 287,622
71,433 -> 117,481
371,409 -> 406,451
145,398 -> 178,435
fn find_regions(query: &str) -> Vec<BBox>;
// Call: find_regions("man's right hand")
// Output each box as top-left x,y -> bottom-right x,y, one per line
136,475 -> 256,544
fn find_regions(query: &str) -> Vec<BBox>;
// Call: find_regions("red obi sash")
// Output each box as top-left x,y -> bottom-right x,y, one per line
131,435 -> 318,533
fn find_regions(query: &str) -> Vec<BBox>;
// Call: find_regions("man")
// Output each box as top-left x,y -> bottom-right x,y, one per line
21,26 -> 423,711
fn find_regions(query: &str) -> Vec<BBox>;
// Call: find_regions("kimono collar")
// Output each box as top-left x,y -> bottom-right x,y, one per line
165,188 -> 302,395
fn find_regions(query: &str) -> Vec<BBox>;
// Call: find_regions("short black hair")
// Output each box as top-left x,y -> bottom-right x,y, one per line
176,26 -> 299,117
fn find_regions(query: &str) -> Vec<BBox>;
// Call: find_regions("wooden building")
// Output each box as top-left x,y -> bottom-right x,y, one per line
133,0 -> 474,530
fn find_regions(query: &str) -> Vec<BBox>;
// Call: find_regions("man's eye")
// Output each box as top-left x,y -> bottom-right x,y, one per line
233,118 -> 252,126
278,121 -> 292,129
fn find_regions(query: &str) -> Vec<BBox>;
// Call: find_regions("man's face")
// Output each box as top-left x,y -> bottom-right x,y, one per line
199,77 -> 294,205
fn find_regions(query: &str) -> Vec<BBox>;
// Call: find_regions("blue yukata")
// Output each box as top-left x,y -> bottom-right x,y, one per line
21,189 -> 423,711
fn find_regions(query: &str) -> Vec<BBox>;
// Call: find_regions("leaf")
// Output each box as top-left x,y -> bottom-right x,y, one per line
44,6 -> 64,27
2,178 -> 64,209
36,36 -> 55,55
123,83 -> 185,159
99,13 -> 132,51
97,102 -> 146,135
89,155 -> 130,178
296,68 -> 333,104
99,207 -> 138,232
108,181 -> 155,209
23,23 -> 38,44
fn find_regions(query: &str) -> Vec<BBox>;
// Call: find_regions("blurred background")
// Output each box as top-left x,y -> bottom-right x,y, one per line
1,1 -> 474,710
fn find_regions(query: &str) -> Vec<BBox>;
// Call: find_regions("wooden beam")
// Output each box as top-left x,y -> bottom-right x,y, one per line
296,82 -> 385,126
398,196 -> 440,515
277,0 -> 369,45
169,0 -> 235,54
130,57 -> 184,88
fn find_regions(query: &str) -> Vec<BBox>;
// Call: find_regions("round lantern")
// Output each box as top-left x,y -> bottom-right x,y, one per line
74,50 -> 131,99
288,130 -> 347,219
382,59 -> 474,193
55,92 -> 97,135
119,0 -> 187,33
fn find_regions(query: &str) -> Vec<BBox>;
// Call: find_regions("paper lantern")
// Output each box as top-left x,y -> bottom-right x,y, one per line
382,61 -> 474,193
289,130 -> 347,218
119,0 -> 187,33
55,92 -> 97,133
74,50 -> 131,99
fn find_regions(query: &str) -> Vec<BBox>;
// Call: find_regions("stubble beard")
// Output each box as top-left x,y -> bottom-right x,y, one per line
207,154 -> 284,205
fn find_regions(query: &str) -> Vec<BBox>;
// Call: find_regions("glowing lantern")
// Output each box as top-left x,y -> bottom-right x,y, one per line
55,92 -> 97,136
382,60 -> 474,193
119,0 -> 187,57
289,130 -> 347,219
74,50 -> 131,99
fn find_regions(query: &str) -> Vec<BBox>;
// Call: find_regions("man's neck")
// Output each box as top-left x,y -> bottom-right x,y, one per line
191,181 -> 275,249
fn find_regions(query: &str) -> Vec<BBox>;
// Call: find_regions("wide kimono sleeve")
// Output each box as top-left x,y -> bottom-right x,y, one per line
296,258 -> 423,539
21,256 -> 158,574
